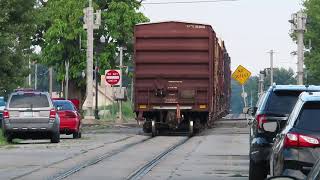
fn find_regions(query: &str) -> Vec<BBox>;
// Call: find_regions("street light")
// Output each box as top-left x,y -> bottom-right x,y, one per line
94,35 -> 106,120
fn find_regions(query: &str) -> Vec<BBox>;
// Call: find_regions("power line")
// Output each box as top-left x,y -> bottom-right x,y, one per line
142,0 -> 239,5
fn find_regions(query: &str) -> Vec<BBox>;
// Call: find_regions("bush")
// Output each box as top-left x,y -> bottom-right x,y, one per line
100,101 -> 135,121
0,129 -> 6,145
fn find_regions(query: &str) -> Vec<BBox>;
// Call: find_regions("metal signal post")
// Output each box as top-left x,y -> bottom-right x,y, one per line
290,11 -> 307,85
83,0 -> 101,119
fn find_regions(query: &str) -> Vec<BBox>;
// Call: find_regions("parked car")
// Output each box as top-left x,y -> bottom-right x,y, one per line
53,100 -> 81,139
270,92 -> 320,179
1,89 -> 60,143
0,97 -> 6,128
246,85 -> 320,180
268,158 -> 320,180
52,98 -> 80,110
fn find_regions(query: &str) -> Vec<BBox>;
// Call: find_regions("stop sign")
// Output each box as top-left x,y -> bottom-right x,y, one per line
105,70 -> 121,85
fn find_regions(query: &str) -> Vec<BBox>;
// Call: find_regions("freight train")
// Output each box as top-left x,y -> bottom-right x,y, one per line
133,21 -> 231,136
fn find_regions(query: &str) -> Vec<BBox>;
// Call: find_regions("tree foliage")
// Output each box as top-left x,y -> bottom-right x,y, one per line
0,0 -> 37,97
301,0 -> 320,84
263,68 -> 297,88
231,68 -> 297,113
36,0 -> 149,103
231,77 -> 259,113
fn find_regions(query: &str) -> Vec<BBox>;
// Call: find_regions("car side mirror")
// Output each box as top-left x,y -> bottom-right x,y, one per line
243,107 -> 257,116
56,106 -> 62,111
266,176 -> 298,180
243,107 -> 250,114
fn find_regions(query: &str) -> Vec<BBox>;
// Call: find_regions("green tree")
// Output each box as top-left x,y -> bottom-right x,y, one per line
0,0 -> 37,97
231,79 -> 244,113
231,67 -> 296,113
231,77 -> 259,113
298,0 -> 320,84
36,0 -> 149,106
38,0 -> 87,103
263,68 -> 297,89
246,76 -> 259,107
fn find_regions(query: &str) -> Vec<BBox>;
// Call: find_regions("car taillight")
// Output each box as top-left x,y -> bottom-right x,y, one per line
50,109 -> 56,119
284,133 -> 298,147
256,114 -> 267,129
3,110 -> 9,119
65,111 -> 77,118
284,132 -> 320,148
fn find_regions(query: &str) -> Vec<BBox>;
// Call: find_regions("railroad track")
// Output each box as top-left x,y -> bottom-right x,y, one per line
11,135 -> 138,180
50,136 -> 153,180
126,137 -> 189,180
12,132 -> 191,180
52,135 -> 190,180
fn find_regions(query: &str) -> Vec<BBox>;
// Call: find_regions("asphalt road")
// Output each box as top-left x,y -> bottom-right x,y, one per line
0,115 -> 249,180
142,119 -> 249,180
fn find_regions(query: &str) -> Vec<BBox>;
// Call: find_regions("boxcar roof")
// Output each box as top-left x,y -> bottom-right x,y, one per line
136,21 -> 212,27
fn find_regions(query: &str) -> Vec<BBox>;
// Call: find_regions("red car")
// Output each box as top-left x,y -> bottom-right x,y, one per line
53,100 -> 82,139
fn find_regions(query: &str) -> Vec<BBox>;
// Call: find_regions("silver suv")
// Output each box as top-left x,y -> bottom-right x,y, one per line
2,90 -> 60,143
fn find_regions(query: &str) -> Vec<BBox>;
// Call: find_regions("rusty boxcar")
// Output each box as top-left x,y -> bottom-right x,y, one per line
134,21 -> 231,136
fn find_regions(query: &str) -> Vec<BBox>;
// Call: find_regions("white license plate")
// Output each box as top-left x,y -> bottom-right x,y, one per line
33,112 -> 39,117
23,112 -> 33,117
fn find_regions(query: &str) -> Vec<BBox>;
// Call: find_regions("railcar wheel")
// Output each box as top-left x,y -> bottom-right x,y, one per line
151,120 -> 157,137
189,120 -> 194,137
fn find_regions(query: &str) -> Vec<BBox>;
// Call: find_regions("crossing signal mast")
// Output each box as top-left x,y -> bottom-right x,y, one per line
83,0 -> 101,119
289,10 -> 307,85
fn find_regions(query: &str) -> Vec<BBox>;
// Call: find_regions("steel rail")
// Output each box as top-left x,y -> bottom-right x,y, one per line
11,135 -> 137,180
51,137 -> 153,180
126,137 -> 190,180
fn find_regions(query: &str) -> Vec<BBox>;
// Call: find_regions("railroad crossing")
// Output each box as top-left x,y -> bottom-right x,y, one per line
0,115 -> 248,180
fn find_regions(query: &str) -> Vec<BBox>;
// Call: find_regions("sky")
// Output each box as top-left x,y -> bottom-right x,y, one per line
140,0 -> 304,76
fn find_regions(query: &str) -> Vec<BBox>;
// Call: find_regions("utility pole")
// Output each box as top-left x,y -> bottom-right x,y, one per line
85,0 -> 94,117
49,67 -> 53,97
118,47 -> 124,123
241,85 -> 247,108
268,50 -> 274,86
34,63 -> 38,90
94,35 -> 105,120
65,60 -> 69,99
250,91 -> 253,107
95,58 -> 99,119
131,78 -> 134,103
83,0 -> 101,119
258,71 -> 265,97
28,59 -> 31,87
290,10 -> 307,85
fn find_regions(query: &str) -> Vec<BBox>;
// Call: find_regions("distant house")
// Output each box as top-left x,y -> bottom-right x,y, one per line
82,75 -> 115,110
52,76 -> 115,110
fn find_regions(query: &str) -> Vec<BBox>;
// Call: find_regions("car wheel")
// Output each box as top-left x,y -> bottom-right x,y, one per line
6,134 -> 13,143
249,159 -> 268,180
51,131 -> 60,143
73,131 -> 81,139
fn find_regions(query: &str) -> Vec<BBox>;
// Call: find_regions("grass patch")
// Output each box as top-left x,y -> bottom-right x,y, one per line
4,145 -> 16,149
0,129 -> 7,146
99,101 -> 135,122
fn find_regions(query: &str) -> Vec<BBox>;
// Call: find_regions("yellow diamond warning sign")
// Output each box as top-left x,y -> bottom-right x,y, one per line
232,65 -> 251,85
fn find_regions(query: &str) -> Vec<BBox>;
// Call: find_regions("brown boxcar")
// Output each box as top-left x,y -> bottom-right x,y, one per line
134,21 -> 230,136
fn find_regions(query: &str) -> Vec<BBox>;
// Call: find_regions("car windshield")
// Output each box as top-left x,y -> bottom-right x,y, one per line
265,90 -> 301,115
53,101 -> 75,111
9,94 -> 49,108
295,102 -> 320,131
